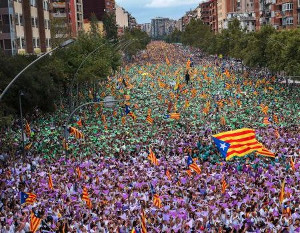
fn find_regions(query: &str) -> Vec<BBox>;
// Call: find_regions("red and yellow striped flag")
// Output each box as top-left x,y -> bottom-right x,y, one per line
263,116 -> 271,125
256,147 -> 275,158
165,170 -> 172,180
153,194 -> 162,208
69,127 -> 84,139
25,121 -> 31,137
279,180 -> 285,204
140,209 -> 147,233
121,116 -> 126,125
290,157 -> 296,172
213,128 -> 275,161
76,167 -> 81,179
82,187 -> 92,209
170,113 -> 180,120
30,212 -> 41,233
189,163 -> 201,174
48,173 -> 53,190
146,115 -> 154,125
148,148 -> 159,166
186,169 -> 192,177
221,177 -> 228,194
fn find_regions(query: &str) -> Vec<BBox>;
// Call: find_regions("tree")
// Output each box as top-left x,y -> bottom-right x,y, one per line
121,28 -> 151,59
50,18 -> 72,48
166,29 -> 182,43
102,12 -> 118,41
181,19 -> 213,52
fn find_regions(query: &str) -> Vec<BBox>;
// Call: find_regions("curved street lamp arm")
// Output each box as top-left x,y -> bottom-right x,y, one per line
64,100 -> 122,139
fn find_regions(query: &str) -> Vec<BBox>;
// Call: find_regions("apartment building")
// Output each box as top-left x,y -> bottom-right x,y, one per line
116,4 -> 128,35
270,0 -> 300,29
0,0 -> 51,55
50,0 -> 83,38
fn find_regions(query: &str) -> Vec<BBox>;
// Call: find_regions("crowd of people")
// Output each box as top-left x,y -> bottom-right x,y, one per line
0,41 -> 299,232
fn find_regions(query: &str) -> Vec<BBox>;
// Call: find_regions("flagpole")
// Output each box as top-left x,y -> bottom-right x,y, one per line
19,91 -> 25,159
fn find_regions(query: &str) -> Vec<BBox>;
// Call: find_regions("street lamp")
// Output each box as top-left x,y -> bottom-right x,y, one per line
69,39 -> 128,111
19,91 -> 25,158
0,39 -> 75,102
63,97 -> 123,155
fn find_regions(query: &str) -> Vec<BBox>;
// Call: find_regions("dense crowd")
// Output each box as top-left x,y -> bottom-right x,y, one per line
0,41 -> 299,232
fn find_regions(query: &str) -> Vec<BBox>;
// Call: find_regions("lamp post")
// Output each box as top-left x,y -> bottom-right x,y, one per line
63,97 -> 123,155
0,39 -> 75,102
69,39 -> 128,111
19,91 -> 25,158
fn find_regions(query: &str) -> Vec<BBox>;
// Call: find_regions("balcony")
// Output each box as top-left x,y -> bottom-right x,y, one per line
52,2 -> 66,8
52,12 -> 67,18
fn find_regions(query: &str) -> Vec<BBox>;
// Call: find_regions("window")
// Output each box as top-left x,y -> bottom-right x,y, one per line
31,17 -> 35,27
21,37 -> 25,48
282,3 -> 293,11
19,14 -> 23,26
15,13 -> 19,25
30,0 -> 36,7
16,37 -> 20,48
283,17 -> 294,25
4,39 -> 11,50
36,38 -> 39,47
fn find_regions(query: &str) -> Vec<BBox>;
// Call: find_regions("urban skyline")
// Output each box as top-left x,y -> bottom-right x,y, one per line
116,0 -> 199,23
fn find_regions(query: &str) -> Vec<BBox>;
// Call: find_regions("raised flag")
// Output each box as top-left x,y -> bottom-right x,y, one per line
128,112 -> 137,121
121,116 -> 126,125
256,147 -> 275,158
187,156 -> 201,174
76,167 -> 81,179
184,99 -> 190,109
169,113 -> 180,120
25,121 -> 31,137
140,209 -> 147,233
165,170 -> 172,180
69,127 -> 84,139
166,56 -> 170,66
212,128 -> 275,161
30,212 -> 41,233
221,177 -> 228,194
20,192 -> 36,205
186,169 -> 192,176
220,116 -> 226,126
25,142 -> 32,151
48,173 -> 53,190
148,148 -> 159,166
279,180 -> 285,204
82,187 -> 92,209
263,116 -> 271,125
77,118 -> 82,127
153,194 -> 162,208
146,115 -> 154,125
62,138 -> 69,151
290,157 -> 296,172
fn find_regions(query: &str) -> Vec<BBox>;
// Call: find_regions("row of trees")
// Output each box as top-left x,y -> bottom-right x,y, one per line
0,13 -> 150,125
167,19 -> 300,77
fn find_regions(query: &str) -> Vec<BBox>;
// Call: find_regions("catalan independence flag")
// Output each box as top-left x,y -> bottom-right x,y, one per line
69,127 -> 84,139
140,208 -> 147,233
30,212 -> 41,233
212,128 -> 275,161
148,148 -> 159,166
20,192 -> 36,205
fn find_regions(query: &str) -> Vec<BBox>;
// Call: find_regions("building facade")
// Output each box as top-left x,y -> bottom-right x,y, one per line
0,0 -> 51,55
50,0 -> 83,38
82,0 -> 115,21
115,4 -> 128,35
141,23 -> 151,35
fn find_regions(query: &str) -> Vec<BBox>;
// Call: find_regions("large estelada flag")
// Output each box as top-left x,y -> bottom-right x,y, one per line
212,128 -> 275,161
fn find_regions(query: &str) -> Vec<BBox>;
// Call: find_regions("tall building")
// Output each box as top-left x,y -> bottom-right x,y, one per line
50,0 -> 83,38
209,0 -> 219,32
141,23 -> 151,35
218,0 -> 236,31
0,0 -> 51,55
115,4 -> 128,35
270,0 -> 299,30
151,17 -> 175,38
